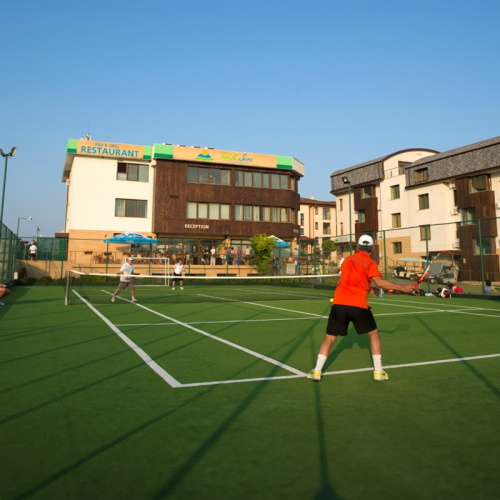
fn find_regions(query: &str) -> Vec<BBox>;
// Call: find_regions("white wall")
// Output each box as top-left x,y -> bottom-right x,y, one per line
65,157 -> 154,232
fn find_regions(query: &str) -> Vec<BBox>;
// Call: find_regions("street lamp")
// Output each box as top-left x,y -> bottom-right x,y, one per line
17,216 -> 33,238
342,176 -> 353,253
0,147 -> 17,227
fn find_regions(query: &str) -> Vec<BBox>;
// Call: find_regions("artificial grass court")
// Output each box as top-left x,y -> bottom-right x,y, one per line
1,286 -> 499,500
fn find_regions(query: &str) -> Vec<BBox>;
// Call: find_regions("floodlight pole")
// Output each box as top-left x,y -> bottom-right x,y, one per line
342,176 -> 352,254
16,216 -> 32,238
0,147 -> 17,227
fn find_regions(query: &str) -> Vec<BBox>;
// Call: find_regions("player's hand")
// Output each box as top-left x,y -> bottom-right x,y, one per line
402,284 -> 416,294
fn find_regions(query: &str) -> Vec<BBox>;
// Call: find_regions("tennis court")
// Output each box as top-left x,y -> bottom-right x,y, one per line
1,284 -> 499,500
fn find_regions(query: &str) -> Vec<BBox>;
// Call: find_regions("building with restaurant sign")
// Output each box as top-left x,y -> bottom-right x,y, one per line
61,137 -> 304,264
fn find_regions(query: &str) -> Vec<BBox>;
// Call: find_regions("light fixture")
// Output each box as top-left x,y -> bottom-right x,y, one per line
17,216 -> 33,238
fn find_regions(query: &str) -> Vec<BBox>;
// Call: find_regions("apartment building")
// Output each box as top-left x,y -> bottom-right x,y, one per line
330,136 -> 500,281
299,196 -> 336,257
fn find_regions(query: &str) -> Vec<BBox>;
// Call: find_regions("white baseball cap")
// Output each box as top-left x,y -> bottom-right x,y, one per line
358,235 -> 374,247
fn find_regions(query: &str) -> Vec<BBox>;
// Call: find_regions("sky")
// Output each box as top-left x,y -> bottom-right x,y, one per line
1,0 -> 499,238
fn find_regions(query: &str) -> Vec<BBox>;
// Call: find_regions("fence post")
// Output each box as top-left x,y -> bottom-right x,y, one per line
478,218 -> 485,294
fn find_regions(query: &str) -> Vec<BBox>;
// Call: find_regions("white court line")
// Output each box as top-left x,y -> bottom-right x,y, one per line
116,317 -> 326,327
99,291 -> 305,377
197,293 -> 325,317
81,290 -> 500,389
73,291 -> 182,388
181,353 -> 500,388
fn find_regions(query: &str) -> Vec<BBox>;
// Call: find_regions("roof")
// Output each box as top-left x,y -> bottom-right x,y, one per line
405,136 -> 500,187
300,197 -> 336,207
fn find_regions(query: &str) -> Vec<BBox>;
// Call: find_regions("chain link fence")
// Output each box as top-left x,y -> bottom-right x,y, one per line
2,217 -> 499,295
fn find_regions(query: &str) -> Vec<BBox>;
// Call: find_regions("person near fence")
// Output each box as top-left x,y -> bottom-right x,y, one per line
245,245 -> 252,264
29,242 -> 37,261
484,280 -> 497,295
111,257 -> 137,303
0,283 -> 11,306
172,258 -> 185,290
307,234 -> 415,383
210,246 -> 216,265
337,252 -> 345,272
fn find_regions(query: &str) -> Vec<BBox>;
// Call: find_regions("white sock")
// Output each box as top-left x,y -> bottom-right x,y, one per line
373,354 -> 382,372
314,354 -> 328,371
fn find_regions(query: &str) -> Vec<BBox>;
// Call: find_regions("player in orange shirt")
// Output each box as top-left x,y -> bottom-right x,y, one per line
308,235 -> 415,382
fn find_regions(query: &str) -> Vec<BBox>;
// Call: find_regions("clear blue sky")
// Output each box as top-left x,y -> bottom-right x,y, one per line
1,0 -> 499,237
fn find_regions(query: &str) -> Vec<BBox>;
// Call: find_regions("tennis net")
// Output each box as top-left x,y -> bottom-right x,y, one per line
65,270 -> 339,305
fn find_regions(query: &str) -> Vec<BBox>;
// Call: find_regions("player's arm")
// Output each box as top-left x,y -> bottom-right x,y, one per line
372,276 -> 414,294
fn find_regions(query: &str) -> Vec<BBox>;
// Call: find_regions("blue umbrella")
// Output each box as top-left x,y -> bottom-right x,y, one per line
269,235 -> 290,248
103,232 -> 157,244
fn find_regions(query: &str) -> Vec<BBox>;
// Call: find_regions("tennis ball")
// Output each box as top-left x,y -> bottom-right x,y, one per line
330,298 -> 333,303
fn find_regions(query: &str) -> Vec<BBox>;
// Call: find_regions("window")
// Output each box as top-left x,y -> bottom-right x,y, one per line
253,172 -> 262,187
323,208 -> 331,220
117,163 -> 149,182
393,242 -> 402,254
262,173 -> 270,188
234,205 -> 290,222
357,210 -> 366,223
390,185 -> 400,200
416,168 -> 429,182
340,222 -> 344,235
474,237 -> 494,255
187,202 -> 229,219
280,175 -> 288,189
189,166 -> 229,185
300,213 -> 304,226
470,174 -> 490,193
420,225 -> 431,240
315,222 -> 319,230
339,199 -> 343,211
198,167 -> 208,183
323,223 -> 331,235
115,199 -> 147,218
398,161 -> 410,174
418,194 -> 430,210
315,207 -> 318,215
392,213 -> 401,228
463,207 -> 477,225
362,185 -> 373,199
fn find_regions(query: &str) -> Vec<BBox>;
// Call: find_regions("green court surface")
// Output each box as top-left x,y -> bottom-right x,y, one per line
1,285 -> 499,500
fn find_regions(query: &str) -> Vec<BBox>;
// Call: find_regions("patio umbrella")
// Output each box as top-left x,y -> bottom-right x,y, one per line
268,235 -> 290,248
103,232 -> 157,244
103,232 -> 157,273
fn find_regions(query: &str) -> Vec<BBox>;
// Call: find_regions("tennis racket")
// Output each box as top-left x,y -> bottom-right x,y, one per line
412,251 -> 454,292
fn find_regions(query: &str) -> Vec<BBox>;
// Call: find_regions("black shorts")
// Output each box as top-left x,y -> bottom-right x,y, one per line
326,304 -> 377,336
173,272 -> 183,282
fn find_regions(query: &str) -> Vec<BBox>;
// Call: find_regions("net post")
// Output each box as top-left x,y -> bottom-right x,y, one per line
64,270 -> 71,305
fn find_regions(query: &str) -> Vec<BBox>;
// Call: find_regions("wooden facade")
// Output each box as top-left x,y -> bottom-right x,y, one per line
456,177 -> 499,281
153,159 -> 301,239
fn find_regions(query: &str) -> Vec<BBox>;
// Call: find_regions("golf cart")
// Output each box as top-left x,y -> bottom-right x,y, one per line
392,257 -> 427,280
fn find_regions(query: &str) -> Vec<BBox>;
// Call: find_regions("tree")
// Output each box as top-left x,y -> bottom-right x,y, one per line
322,239 -> 337,260
249,234 -> 275,275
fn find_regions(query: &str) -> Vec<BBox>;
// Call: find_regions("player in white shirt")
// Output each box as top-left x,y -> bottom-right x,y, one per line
111,257 -> 138,303
172,259 -> 185,290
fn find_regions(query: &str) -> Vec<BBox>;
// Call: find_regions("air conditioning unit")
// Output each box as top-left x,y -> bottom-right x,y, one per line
450,206 -> 459,215
448,181 -> 456,189
65,179 -> 71,186
452,239 -> 460,249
